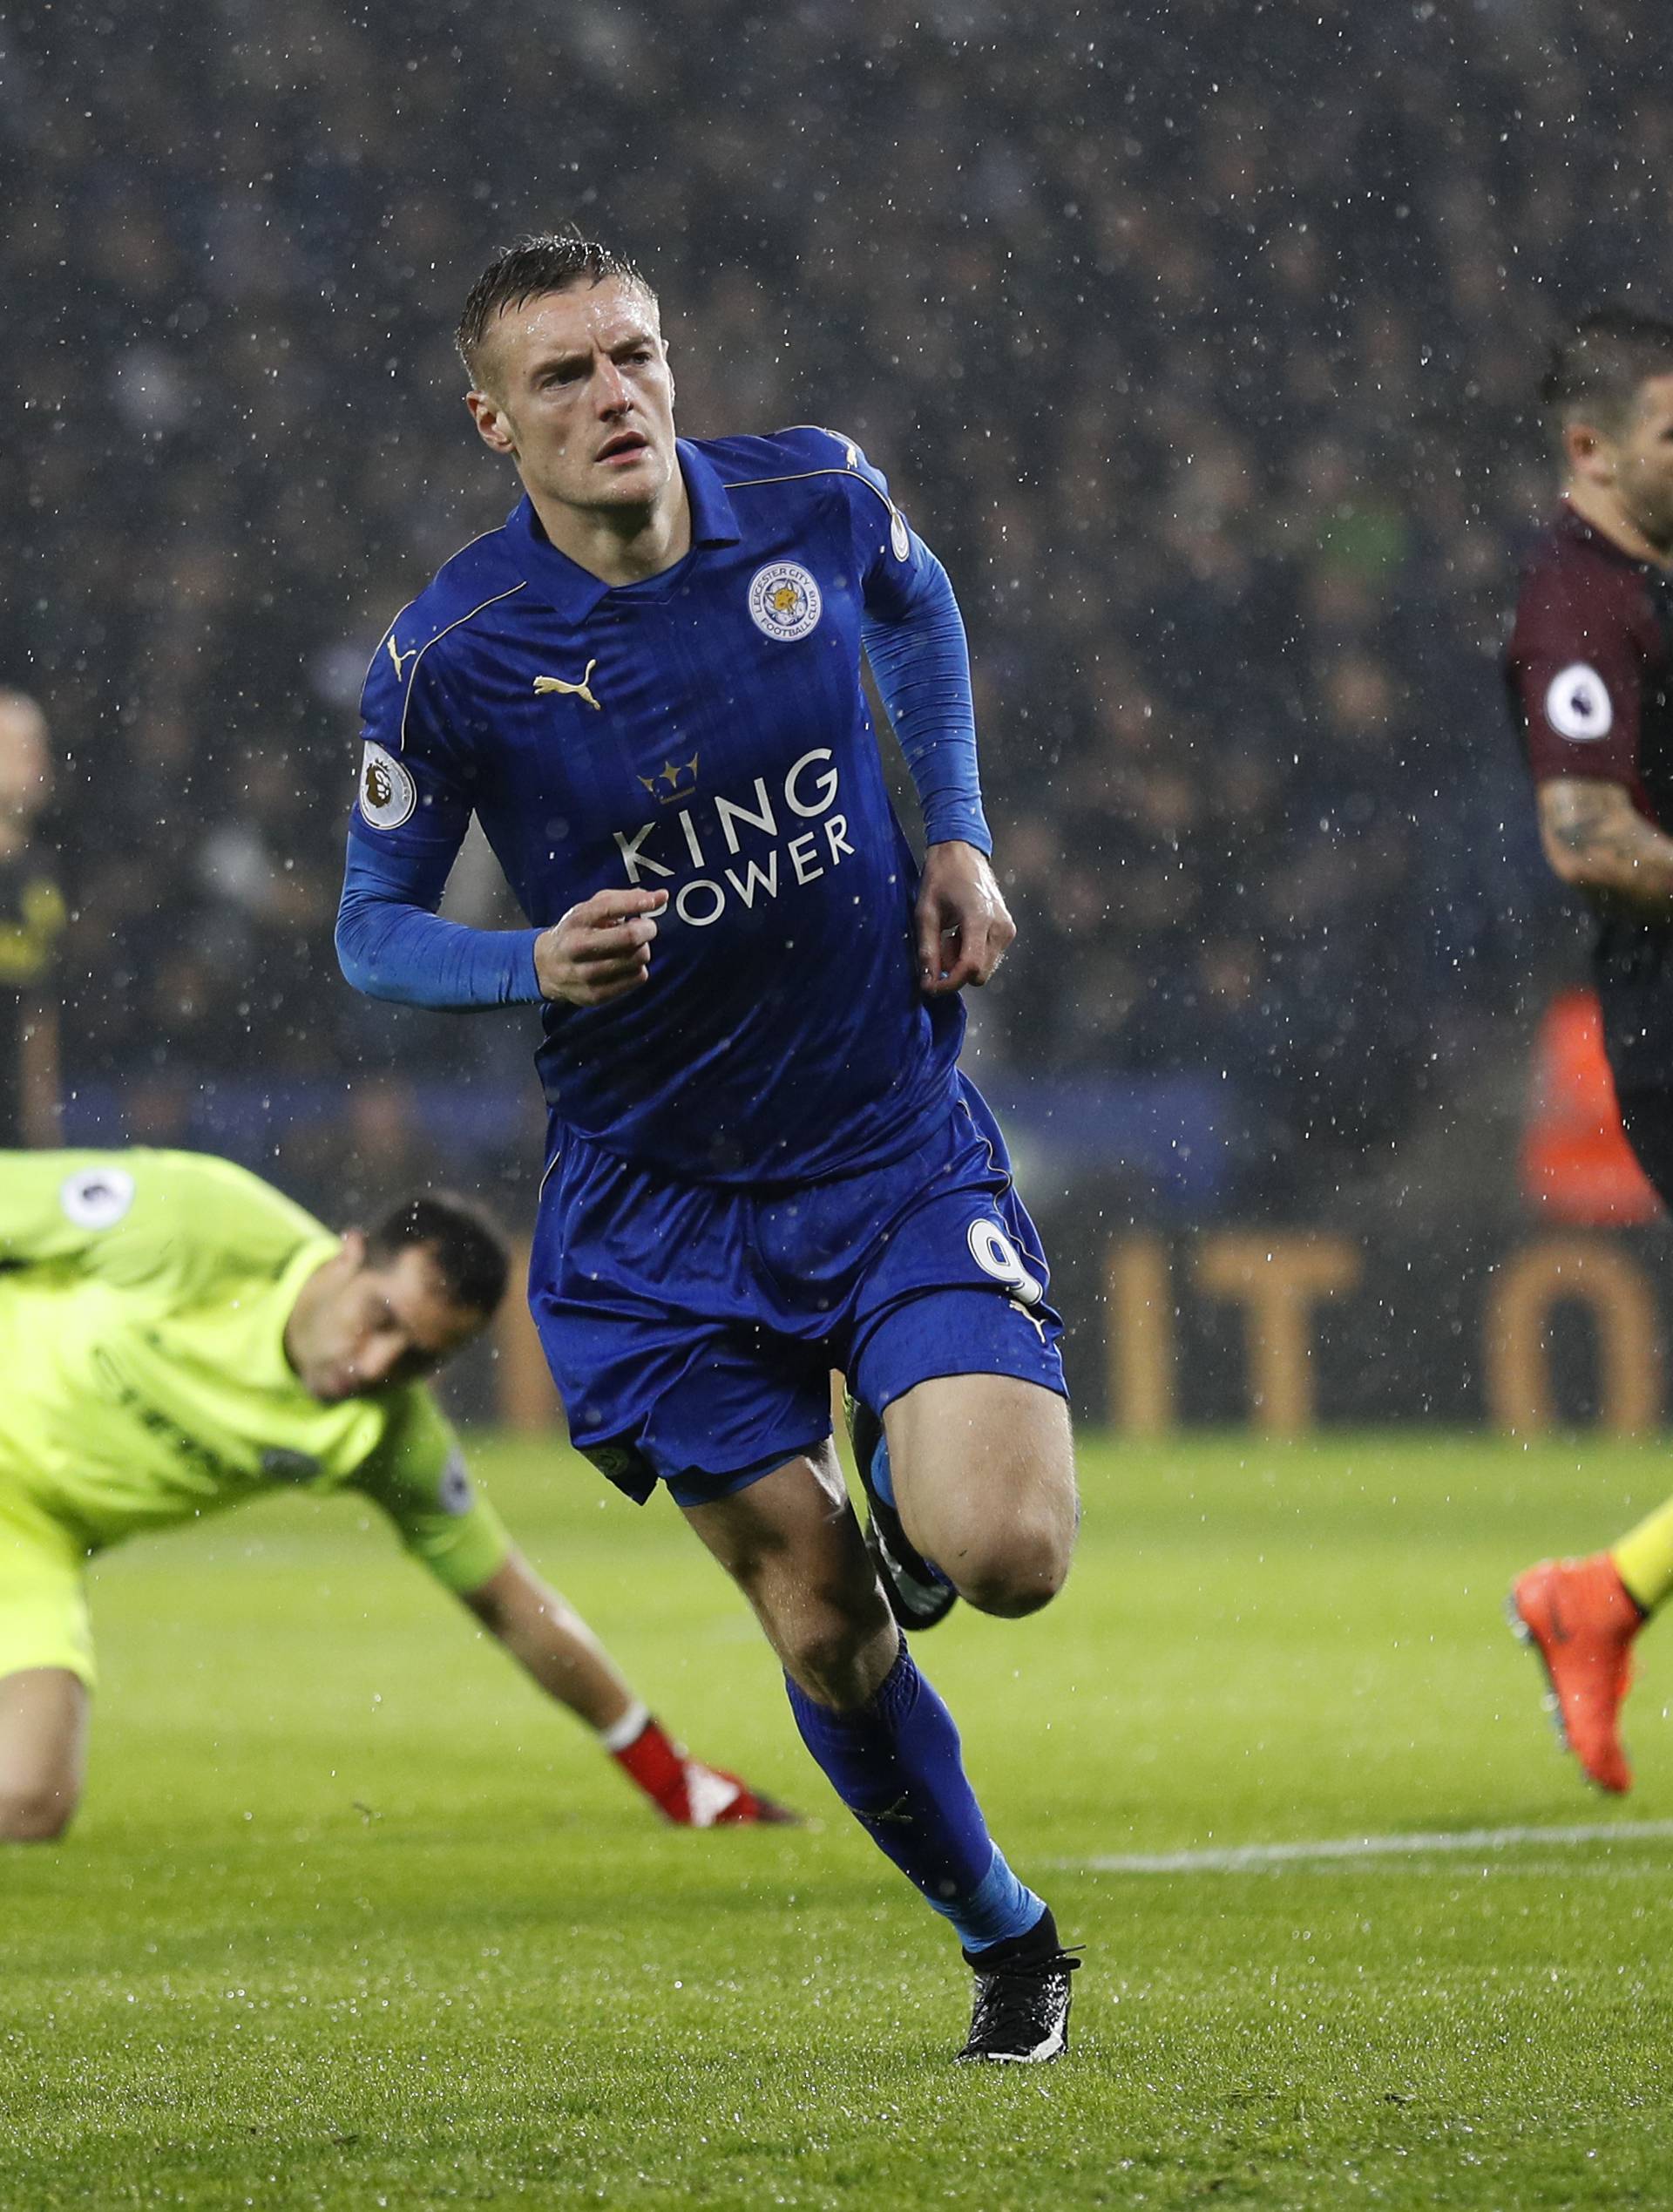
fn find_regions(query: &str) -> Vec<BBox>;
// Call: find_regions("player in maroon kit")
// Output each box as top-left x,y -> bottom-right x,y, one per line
1504,309 -> 1673,1794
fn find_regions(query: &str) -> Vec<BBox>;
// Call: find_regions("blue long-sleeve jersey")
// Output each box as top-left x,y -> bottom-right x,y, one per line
337,427 -> 991,1184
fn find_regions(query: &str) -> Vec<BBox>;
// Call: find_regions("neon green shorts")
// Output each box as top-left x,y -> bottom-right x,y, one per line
0,1488 -> 95,1689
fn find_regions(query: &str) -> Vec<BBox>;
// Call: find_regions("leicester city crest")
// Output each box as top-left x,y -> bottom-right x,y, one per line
748,561 -> 823,642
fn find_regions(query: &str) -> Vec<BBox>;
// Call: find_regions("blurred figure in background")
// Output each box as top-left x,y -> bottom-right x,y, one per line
0,694 -> 64,1148
1503,310 -> 1673,1795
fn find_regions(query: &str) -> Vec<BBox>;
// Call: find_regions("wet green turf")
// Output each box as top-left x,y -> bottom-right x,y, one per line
3,1431 -> 1671,2209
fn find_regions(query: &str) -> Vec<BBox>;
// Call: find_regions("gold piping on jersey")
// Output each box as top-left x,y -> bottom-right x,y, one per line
394,584 -> 529,755
721,465 -> 903,530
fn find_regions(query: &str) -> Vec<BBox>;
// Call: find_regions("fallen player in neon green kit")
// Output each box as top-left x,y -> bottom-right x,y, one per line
0,1147 -> 795,1840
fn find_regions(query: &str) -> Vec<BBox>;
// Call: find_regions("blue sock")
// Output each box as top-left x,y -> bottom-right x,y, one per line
786,1645 -> 1047,1953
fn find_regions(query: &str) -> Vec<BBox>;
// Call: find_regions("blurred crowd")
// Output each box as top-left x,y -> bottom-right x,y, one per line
4,0 -> 1650,1216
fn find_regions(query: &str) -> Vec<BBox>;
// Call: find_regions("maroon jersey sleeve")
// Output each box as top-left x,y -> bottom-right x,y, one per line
1507,533 -> 1648,790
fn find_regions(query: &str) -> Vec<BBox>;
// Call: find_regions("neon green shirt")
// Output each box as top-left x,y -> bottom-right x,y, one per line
0,1149 -> 511,1593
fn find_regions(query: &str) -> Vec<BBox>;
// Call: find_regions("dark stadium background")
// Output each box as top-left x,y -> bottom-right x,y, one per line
6,0 -> 1659,1417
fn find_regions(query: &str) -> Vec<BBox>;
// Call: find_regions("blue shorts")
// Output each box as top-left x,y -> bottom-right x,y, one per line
529,1074 -> 1067,1508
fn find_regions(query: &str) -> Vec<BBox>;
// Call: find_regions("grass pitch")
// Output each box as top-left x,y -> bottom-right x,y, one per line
3,1430 -> 1672,2209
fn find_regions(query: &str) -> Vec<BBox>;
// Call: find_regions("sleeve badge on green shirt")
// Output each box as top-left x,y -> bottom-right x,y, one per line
60,1165 -> 136,1229
438,1446 -> 473,1515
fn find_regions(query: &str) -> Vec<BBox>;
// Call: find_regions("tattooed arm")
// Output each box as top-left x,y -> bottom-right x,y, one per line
1537,778 -> 1673,918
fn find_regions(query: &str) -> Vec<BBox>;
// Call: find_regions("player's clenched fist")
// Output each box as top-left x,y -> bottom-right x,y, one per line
535,888 -> 668,1007
916,840 -> 1016,994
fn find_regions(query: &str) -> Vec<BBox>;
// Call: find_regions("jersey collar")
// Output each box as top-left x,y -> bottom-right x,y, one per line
1558,498 -> 1659,573
506,440 -> 742,618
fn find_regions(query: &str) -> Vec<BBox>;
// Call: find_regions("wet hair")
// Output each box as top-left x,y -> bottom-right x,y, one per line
1541,308 -> 1673,434
365,1194 -> 510,1316
456,232 -> 654,385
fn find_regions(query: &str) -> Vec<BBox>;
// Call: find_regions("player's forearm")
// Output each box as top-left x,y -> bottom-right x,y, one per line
861,552 -> 992,856
1539,783 -> 1673,917
335,842 -> 544,1008
461,1556 -> 635,1732
335,893 -> 543,1008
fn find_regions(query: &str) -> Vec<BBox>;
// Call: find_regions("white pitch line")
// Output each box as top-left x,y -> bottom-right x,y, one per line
1055,1819 -> 1673,1876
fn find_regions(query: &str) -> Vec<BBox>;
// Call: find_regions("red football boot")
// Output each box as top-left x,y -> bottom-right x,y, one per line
1508,1554 -> 1644,1795
612,1715 -> 800,1826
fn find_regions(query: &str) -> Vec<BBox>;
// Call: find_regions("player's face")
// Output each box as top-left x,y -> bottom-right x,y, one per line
1610,375 -> 1673,550
288,1238 -> 489,1403
1582,373 -> 1673,550
465,280 -> 677,518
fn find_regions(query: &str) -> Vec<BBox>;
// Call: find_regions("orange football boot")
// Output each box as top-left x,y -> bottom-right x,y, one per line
1508,1553 -> 1645,1795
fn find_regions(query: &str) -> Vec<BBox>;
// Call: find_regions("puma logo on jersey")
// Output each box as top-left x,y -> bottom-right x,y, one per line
1010,1298 -> 1049,1343
533,662 -> 601,710
385,634 -> 417,680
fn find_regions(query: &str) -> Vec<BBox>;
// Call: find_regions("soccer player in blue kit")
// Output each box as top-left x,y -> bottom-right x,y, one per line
336,236 -> 1081,2062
